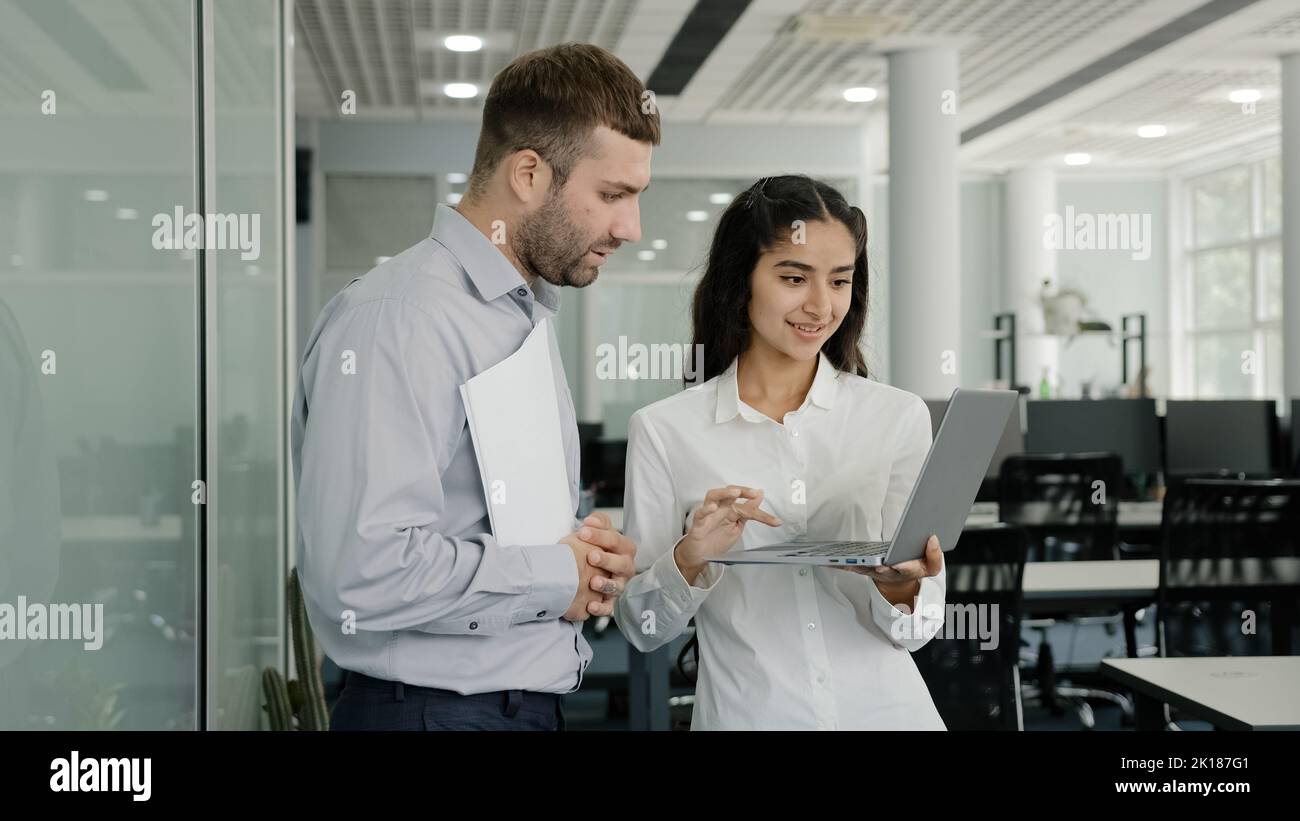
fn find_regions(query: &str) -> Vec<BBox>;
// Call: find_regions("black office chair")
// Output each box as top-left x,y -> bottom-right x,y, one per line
911,523 -> 1027,730
1158,479 -> 1300,659
999,453 -> 1123,562
999,453 -> 1134,727
1151,479 -> 1300,730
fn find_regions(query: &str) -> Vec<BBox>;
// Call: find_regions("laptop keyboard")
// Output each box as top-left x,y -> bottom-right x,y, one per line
789,541 -> 890,557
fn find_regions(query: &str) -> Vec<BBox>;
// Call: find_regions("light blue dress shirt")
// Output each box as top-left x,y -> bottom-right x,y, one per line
291,205 -> 590,694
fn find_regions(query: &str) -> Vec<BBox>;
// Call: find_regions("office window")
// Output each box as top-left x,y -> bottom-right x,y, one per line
1183,158 -> 1282,398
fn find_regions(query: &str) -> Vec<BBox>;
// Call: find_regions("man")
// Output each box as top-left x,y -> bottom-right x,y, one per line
292,43 -> 658,730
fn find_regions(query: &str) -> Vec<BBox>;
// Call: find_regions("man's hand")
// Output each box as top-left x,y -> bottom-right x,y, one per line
577,511 -> 637,614
559,512 -> 637,621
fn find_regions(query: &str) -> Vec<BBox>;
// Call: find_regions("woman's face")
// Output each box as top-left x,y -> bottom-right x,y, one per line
747,218 -> 856,364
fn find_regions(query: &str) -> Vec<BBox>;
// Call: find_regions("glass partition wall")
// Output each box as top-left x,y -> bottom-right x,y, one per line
0,0 -> 291,729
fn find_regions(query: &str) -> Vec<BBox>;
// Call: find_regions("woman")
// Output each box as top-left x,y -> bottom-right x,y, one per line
613,175 -> 947,730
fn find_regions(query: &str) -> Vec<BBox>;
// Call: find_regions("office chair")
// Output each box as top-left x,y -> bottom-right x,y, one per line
999,453 -> 1134,727
911,523 -> 1028,730
1154,479 -> 1300,729
1159,479 -> 1300,657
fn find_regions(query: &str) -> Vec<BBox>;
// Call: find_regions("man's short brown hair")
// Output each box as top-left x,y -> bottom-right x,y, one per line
467,43 -> 661,198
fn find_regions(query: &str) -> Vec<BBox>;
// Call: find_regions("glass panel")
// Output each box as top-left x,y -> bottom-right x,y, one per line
1261,155 -> 1281,236
1192,166 -> 1251,247
1194,332 -> 1253,398
1192,247 -> 1251,328
0,0 -> 198,729
593,279 -> 697,439
325,175 -> 436,272
1263,328 -> 1282,400
1258,242 -> 1282,321
209,0 -> 284,730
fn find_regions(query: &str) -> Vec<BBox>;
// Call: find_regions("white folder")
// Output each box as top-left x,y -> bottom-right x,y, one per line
459,318 -> 573,547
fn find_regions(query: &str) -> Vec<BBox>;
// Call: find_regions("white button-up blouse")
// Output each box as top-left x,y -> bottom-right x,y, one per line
613,353 -> 947,730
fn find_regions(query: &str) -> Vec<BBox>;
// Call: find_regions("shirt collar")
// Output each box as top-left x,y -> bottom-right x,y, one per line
714,351 -> 841,424
428,204 -> 560,314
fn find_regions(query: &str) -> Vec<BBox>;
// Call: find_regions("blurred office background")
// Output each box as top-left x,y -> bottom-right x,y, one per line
2,0 -> 1298,729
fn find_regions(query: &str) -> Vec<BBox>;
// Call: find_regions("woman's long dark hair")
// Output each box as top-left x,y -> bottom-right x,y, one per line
690,175 -> 869,384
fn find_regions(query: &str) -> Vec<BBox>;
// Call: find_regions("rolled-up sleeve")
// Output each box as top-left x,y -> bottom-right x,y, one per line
614,410 -> 723,651
295,298 -> 575,638
865,397 -> 947,651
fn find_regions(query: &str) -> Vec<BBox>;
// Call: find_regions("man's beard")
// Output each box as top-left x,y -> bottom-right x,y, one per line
513,188 -> 612,288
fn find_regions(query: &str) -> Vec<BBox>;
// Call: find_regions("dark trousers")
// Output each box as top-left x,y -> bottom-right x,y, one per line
329,670 -> 565,731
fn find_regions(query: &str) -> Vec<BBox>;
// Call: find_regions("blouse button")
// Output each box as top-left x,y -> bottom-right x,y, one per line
807,622 -> 817,631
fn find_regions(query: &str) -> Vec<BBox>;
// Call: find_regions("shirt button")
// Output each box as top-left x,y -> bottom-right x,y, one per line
515,287 -> 527,297
798,568 -> 809,576
536,611 -> 546,618
807,622 -> 817,631
469,621 -> 479,630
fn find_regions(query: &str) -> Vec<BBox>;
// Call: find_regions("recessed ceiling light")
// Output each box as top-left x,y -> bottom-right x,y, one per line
374,256 -> 392,265
1063,152 -> 1092,166
444,35 -> 483,52
651,239 -> 667,250
446,192 -> 463,205
115,207 -> 138,220
708,192 -> 731,205
843,86 -> 877,103
83,189 -> 108,202
443,83 -> 478,99
1228,89 -> 1261,104
446,172 -> 468,184
1136,124 -> 1167,139
637,250 -> 656,261
686,210 -> 709,222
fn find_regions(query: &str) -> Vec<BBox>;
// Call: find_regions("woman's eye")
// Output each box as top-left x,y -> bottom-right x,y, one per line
834,279 -> 851,287
781,276 -> 804,285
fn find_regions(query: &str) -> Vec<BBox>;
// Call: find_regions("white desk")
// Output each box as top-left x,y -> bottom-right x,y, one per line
1102,656 -> 1300,730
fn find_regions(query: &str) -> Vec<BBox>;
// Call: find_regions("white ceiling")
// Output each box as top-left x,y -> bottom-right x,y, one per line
0,1 -> 1296,172
293,0 -> 1300,171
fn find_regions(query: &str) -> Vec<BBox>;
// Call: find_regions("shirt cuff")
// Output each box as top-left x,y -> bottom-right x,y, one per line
650,538 -> 725,615
869,575 -> 943,651
513,542 -> 578,624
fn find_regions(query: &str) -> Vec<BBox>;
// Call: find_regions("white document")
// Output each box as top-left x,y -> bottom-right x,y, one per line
459,318 -> 573,547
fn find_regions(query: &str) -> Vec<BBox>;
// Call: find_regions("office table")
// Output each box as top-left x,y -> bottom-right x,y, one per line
965,500 -> 1163,529
1101,656 -> 1300,730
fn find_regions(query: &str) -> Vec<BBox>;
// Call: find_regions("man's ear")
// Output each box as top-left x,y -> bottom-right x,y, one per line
504,149 -> 551,205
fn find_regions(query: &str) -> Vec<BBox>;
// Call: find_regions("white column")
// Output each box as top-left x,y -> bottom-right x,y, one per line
887,48 -> 961,398
1004,165 -> 1060,391
1282,53 -> 1300,401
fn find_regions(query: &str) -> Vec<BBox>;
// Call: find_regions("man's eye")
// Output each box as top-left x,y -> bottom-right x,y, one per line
602,192 -> 622,202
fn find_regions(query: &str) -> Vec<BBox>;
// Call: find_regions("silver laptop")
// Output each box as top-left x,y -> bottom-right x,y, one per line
709,388 -> 1019,567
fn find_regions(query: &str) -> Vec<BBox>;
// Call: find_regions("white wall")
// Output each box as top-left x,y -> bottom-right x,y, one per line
1055,178 -> 1170,398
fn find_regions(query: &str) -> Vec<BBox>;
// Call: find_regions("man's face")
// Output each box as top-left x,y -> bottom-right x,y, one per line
514,126 -> 651,288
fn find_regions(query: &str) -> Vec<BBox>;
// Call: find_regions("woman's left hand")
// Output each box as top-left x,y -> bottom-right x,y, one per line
838,535 -> 944,589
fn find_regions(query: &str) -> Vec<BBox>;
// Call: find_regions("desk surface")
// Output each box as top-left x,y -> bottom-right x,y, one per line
1101,656 -> 1300,730
966,500 -> 1163,528
1022,559 -> 1158,601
